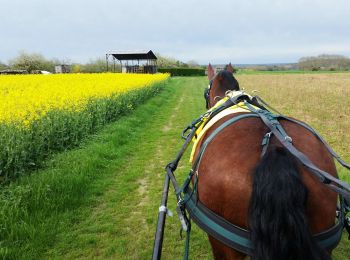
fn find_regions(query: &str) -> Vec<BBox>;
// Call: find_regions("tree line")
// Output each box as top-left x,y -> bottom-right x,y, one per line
0,52 -> 201,74
0,52 -> 114,73
298,54 -> 350,71
3,52 -> 349,73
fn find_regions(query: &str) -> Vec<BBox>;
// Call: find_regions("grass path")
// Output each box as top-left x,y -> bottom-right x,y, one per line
1,76 -> 349,259
43,76 -> 212,259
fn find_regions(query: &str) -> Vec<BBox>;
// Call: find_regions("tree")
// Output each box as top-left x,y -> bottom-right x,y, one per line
80,58 -> 110,73
186,60 -> 200,68
298,54 -> 350,70
9,51 -> 55,73
0,61 -> 8,71
71,64 -> 81,73
155,53 -> 186,68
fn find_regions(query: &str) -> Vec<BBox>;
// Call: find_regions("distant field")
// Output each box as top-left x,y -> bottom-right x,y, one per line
0,73 -> 349,259
236,72 -> 350,165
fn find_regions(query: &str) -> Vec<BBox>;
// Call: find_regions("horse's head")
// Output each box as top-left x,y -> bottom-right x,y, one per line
204,63 -> 240,109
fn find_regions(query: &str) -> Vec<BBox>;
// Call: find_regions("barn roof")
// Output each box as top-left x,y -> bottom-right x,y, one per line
109,50 -> 157,60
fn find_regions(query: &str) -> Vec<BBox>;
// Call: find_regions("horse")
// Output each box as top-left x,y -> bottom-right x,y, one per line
193,64 -> 338,259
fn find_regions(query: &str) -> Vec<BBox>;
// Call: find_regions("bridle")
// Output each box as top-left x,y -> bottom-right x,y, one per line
205,71 -> 240,109
204,77 -> 215,109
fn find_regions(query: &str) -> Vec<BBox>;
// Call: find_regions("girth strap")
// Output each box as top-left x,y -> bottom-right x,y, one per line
183,189 -> 344,255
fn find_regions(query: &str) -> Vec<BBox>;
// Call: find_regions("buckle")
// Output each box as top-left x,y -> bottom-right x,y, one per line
345,216 -> 350,240
176,204 -> 188,232
261,132 -> 272,146
182,126 -> 192,140
285,136 -> 293,143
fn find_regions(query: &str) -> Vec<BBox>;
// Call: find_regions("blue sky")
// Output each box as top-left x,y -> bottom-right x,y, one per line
1,0 -> 350,64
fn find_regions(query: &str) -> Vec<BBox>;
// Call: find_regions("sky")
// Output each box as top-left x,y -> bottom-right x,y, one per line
1,0 -> 350,64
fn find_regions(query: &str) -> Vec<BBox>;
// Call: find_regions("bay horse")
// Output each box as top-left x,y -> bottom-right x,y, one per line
194,64 -> 338,259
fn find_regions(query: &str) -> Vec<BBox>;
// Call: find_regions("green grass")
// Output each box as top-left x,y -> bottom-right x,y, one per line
0,76 -> 349,259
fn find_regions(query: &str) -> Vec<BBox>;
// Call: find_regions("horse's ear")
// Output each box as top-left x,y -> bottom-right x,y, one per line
207,63 -> 215,80
226,62 -> 234,73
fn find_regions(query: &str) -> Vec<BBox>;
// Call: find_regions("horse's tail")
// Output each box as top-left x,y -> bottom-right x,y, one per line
249,146 -> 330,260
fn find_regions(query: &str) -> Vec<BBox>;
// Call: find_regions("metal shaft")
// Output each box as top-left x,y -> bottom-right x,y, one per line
152,128 -> 198,259
152,173 -> 170,260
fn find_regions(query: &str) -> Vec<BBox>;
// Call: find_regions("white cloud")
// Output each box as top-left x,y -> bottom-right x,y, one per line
0,0 -> 350,64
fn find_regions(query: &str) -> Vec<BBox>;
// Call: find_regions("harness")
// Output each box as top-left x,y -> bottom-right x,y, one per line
164,91 -> 350,259
204,80 -> 212,109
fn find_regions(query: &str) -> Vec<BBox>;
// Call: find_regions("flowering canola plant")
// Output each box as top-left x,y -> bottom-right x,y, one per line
0,73 -> 169,125
0,72 -> 169,180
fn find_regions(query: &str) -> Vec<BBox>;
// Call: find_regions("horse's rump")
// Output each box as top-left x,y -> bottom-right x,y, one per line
195,114 -> 337,258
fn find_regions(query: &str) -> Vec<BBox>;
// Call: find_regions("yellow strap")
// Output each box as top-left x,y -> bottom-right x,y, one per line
190,91 -> 261,163
190,102 -> 251,162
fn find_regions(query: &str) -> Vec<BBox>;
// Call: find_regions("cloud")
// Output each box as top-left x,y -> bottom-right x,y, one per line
1,0 -> 350,64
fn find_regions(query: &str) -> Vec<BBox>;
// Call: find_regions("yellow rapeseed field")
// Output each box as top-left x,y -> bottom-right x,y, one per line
0,72 -> 169,180
0,73 -> 169,125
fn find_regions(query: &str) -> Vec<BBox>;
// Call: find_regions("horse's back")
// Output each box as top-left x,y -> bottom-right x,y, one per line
195,113 -> 337,234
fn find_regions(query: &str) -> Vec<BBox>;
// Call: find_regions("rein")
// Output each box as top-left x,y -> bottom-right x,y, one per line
204,79 -> 212,109
153,91 -> 350,260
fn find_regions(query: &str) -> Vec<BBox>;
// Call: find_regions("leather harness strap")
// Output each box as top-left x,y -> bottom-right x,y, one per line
184,189 -> 345,255
244,102 -> 350,201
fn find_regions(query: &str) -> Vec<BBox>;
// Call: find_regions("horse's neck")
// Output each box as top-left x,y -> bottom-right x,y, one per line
216,85 -> 230,97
